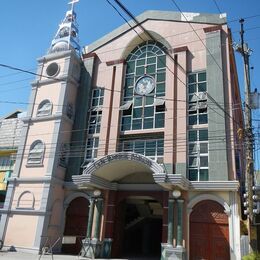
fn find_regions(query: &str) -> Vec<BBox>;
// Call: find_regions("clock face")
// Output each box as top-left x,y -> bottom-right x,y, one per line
135,76 -> 155,96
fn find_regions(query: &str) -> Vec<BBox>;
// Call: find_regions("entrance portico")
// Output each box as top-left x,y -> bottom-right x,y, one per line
71,152 -> 187,259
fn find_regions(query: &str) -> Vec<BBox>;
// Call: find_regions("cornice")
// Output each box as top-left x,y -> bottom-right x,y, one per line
190,181 -> 240,191
8,176 -> 64,186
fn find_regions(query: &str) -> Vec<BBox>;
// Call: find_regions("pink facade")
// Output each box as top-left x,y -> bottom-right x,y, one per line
0,9 -> 244,260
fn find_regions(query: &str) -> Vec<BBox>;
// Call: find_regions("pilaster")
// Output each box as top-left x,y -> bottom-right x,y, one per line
107,62 -> 125,154
93,198 -> 103,240
176,199 -> 184,247
167,199 -> 175,244
87,199 -> 95,238
174,48 -> 187,177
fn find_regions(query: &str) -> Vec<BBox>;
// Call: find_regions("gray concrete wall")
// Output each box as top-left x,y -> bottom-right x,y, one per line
206,30 -> 228,181
66,57 -> 95,180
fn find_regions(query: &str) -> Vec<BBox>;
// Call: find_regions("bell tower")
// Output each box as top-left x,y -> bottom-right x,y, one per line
49,0 -> 80,54
0,0 -> 82,253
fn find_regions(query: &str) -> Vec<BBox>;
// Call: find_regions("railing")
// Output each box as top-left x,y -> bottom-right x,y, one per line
39,235 -> 87,259
38,236 -> 112,259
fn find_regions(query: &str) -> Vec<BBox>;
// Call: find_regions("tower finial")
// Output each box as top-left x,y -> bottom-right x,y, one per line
48,0 -> 80,55
68,0 -> 79,13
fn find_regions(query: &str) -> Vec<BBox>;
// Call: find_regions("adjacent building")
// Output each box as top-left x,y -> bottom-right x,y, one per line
0,4 -> 245,260
0,111 -> 23,207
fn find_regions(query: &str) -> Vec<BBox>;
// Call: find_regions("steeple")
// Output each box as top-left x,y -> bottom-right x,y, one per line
49,0 -> 80,54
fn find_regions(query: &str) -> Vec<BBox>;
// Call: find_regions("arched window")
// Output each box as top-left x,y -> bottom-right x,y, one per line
37,99 -> 52,117
27,140 -> 45,165
121,41 -> 166,131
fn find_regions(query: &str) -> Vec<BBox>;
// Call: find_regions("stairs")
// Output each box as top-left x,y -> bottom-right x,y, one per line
125,216 -> 145,230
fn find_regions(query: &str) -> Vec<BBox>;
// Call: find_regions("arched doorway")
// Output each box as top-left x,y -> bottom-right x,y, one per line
62,197 -> 89,255
190,200 -> 230,260
113,195 -> 163,259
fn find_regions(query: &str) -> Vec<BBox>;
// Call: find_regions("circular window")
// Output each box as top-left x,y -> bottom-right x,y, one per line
46,62 -> 60,77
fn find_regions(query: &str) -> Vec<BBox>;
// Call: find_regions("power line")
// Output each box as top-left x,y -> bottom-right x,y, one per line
107,0 -> 242,133
212,0 -> 222,15
0,63 -> 66,83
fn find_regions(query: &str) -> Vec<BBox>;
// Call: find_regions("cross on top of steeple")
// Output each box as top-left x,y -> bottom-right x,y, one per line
68,0 -> 79,13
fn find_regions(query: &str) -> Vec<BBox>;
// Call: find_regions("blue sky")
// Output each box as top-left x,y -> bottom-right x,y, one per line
0,0 -> 259,116
0,0 -> 259,167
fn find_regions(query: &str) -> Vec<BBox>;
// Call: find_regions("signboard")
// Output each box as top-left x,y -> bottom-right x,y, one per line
92,153 -> 153,170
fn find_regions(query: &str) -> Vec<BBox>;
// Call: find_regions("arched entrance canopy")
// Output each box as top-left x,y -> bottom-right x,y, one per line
72,152 -> 165,189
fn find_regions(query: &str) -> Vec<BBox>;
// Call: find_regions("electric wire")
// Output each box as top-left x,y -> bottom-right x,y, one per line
0,2 -> 256,171
107,0 -> 242,133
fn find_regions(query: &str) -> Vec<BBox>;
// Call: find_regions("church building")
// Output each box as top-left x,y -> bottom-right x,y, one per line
0,2 -> 244,259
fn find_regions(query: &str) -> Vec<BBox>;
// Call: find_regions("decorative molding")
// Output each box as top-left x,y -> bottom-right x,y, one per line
82,152 -> 164,176
168,174 -> 190,190
72,174 -> 118,190
64,192 -> 91,208
25,163 -> 44,168
173,46 -> 188,53
37,50 -> 76,63
187,193 -> 230,214
153,173 -> 168,183
22,114 -> 59,123
82,52 -> 97,59
190,181 -> 239,191
31,74 -> 79,88
0,208 -> 51,216
8,176 -> 64,185
203,25 -> 222,33
17,191 -> 35,209
22,113 -> 72,125
106,59 -> 125,66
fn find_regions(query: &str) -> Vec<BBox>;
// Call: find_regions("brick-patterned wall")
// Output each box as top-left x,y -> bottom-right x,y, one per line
0,118 -> 23,148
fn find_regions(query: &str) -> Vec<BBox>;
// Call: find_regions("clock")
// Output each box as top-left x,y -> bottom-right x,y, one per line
135,75 -> 155,96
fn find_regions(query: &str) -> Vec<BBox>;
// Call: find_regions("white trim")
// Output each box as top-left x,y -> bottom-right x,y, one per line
187,193 -> 230,213
63,192 -> 91,208
228,192 -> 241,260
16,191 -> 35,210
36,100 -> 53,117
190,181 -> 239,191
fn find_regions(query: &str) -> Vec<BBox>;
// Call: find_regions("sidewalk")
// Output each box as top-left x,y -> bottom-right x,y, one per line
0,251 -> 156,260
0,251 -> 83,260
0,251 -> 131,260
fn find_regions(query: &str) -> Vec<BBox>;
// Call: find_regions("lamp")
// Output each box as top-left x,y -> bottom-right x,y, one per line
93,189 -> 101,197
172,190 -> 181,199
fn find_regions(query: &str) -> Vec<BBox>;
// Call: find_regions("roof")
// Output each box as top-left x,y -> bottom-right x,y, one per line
1,110 -> 22,120
85,10 -> 227,53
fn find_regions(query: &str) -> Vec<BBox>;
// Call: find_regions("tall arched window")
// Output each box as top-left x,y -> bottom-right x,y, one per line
37,99 -> 52,117
121,41 -> 166,131
27,140 -> 45,165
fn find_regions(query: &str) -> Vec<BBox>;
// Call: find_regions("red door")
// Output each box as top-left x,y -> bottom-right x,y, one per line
62,197 -> 89,255
190,200 -> 230,260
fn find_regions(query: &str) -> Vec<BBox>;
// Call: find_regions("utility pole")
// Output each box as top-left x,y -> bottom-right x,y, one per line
236,18 -> 256,252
